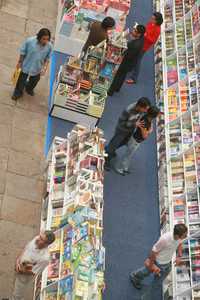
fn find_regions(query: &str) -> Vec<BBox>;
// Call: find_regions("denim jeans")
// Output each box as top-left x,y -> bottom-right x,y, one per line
129,51 -> 145,82
133,262 -> 171,300
105,129 -> 132,161
118,136 -> 140,170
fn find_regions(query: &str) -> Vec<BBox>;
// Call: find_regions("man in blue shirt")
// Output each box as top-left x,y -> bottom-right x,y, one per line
12,28 -> 52,100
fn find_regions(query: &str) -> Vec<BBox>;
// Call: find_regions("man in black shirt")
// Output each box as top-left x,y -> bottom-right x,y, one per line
114,106 -> 160,175
105,97 -> 151,170
107,24 -> 146,96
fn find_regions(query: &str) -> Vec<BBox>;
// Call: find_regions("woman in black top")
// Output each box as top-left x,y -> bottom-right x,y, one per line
114,106 -> 160,175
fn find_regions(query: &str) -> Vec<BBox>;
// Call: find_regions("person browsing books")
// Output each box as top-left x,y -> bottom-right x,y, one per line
12,28 -> 52,101
82,17 -> 115,54
107,24 -> 146,96
113,106 -> 160,175
104,97 -> 151,170
11,230 -> 55,300
130,224 -> 188,300
126,12 -> 163,85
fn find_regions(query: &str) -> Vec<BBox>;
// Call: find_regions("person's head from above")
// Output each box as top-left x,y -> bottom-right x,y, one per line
173,224 -> 188,240
101,17 -> 115,31
135,97 -> 151,113
131,24 -> 146,39
37,28 -> 51,46
35,230 -> 55,249
151,12 -> 163,26
146,105 -> 160,120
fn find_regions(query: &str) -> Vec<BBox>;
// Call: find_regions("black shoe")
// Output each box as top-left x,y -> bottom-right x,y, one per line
107,90 -> 114,97
11,94 -> 20,100
104,160 -> 111,171
25,88 -> 34,96
130,273 -> 142,289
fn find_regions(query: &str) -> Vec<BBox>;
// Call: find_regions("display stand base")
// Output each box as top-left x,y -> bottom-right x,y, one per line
50,105 -> 99,128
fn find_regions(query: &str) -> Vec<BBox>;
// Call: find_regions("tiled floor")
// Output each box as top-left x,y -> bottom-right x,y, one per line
0,0 -> 58,298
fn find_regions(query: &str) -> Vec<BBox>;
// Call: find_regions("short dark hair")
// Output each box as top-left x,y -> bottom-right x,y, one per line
136,24 -> 146,37
37,28 -> 51,41
136,97 -> 151,108
101,17 -> 115,30
44,230 -> 55,245
153,12 -> 163,25
147,106 -> 160,118
174,224 -> 188,238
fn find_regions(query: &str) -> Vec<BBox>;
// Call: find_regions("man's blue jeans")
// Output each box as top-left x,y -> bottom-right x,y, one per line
132,262 -> 171,300
129,51 -> 145,82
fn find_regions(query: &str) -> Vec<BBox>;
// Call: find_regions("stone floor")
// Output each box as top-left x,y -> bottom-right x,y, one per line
0,0 -> 58,298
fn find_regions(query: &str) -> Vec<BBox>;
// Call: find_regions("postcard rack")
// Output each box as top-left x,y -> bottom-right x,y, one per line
34,125 -> 106,300
154,0 -> 200,299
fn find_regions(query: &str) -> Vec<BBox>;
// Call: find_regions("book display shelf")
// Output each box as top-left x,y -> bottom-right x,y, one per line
51,0 -> 131,126
54,0 -> 130,56
50,32 -> 128,127
34,125 -> 106,300
154,0 -> 200,299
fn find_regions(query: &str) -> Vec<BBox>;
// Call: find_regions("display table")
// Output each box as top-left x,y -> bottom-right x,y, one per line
49,0 -> 130,126
50,29 -> 128,126
54,0 -> 129,55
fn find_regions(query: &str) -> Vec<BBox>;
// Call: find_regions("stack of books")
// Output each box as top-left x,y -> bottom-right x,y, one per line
175,0 -> 184,20
167,56 -> 178,86
169,122 -> 182,157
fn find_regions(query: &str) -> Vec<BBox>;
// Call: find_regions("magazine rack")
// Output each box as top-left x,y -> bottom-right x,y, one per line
154,0 -> 200,299
34,125 -> 106,300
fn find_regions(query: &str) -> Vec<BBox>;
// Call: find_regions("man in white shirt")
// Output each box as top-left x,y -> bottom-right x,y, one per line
11,230 -> 55,300
130,224 -> 188,300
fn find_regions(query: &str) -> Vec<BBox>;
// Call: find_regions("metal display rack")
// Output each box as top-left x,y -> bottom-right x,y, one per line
34,125 -> 106,300
154,0 -> 200,299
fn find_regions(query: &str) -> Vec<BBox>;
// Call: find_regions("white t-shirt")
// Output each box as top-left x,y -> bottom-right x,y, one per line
20,237 -> 49,275
152,232 -> 180,265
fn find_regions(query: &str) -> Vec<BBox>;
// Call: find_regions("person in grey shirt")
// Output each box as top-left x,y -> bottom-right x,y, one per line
12,28 -> 52,100
115,106 -> 160,175
104,97 -> 151,171
11,230 -> 55,300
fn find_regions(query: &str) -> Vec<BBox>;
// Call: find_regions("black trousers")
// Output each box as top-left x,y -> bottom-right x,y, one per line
108,63 -> 128,95
105,129 -> 132,160
130,51 -> 145,82
108,56 -> 135,95
13,71 -> 40,97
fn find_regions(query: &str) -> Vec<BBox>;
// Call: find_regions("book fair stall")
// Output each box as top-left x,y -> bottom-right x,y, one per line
154,0 -> 200,299
34,125 -> 106,299
35,0 -> 131,298
34,0 -> 200,299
